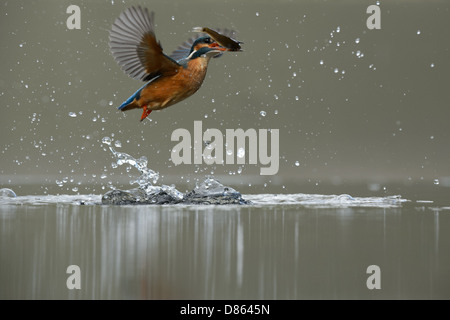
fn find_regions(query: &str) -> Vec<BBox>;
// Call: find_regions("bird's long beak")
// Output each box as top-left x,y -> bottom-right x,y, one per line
209,42 -> 227,51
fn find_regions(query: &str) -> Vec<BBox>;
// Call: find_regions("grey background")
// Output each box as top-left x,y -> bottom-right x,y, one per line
1,0 -> 449,196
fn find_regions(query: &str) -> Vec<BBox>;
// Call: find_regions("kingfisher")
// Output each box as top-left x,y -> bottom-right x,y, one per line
109,6 -> 241,121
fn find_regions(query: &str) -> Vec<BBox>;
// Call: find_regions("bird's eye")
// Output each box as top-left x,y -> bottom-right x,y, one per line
205,38 -> 211,43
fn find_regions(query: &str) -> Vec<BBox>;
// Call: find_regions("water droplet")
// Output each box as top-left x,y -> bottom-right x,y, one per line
295,161 -> 300,167
430,63 -> 435,68
255,12 -> 259,17
0,188 -> 17,198
274,109 -> 278,115
295,96 -> 299,101
434,179 -> 440,185
68,112 -> 77,117
114,140 -> 122,148
237,148 -> 245,158
72,187 -> 78,192
171,16 -> 175,20
226,149 -> 233,156
334,68 -> 339,73
260,110 -> 266,117
336,26 -> 341,33
416,30 -> 421,35
102,137 -> 112,145
319,60 -> 324,65
355,38 -> 360,44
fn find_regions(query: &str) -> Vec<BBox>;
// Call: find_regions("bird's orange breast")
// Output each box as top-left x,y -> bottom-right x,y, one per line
138,58 -> 209,111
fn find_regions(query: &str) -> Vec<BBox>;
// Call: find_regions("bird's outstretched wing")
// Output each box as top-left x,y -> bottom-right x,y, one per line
109,6 -> 180,81
169,28 -> 238,62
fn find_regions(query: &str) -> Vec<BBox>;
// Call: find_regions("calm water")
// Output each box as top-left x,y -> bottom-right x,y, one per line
1,189 -> 449,300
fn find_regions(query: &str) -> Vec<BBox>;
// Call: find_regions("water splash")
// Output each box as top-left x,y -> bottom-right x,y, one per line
100,136 -> 250,205
193,178 -> 238,197
102,137 -> 183,200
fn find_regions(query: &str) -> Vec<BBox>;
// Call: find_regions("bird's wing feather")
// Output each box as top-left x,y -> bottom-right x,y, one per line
109,6 -> 180,81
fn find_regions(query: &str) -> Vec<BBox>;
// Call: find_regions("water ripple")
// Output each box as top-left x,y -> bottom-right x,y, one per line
0,193 -> 411,208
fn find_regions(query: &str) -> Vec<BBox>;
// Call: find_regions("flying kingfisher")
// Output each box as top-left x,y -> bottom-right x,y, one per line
109,6 -> 241,121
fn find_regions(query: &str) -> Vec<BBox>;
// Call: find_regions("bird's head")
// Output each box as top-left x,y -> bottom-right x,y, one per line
188,36 -> 226,59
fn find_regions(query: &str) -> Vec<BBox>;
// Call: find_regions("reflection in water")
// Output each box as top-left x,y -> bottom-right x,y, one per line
0,202 -> 449,299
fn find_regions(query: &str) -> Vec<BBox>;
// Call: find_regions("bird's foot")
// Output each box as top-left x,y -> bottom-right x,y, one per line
140,105 -> 152,121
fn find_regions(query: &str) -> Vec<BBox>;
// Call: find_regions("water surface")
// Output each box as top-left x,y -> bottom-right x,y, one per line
1,192 -> 449,299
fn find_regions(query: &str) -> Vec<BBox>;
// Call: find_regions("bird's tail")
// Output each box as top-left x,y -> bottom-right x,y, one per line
119,100 -> 140,112
118,84 -> 145,111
